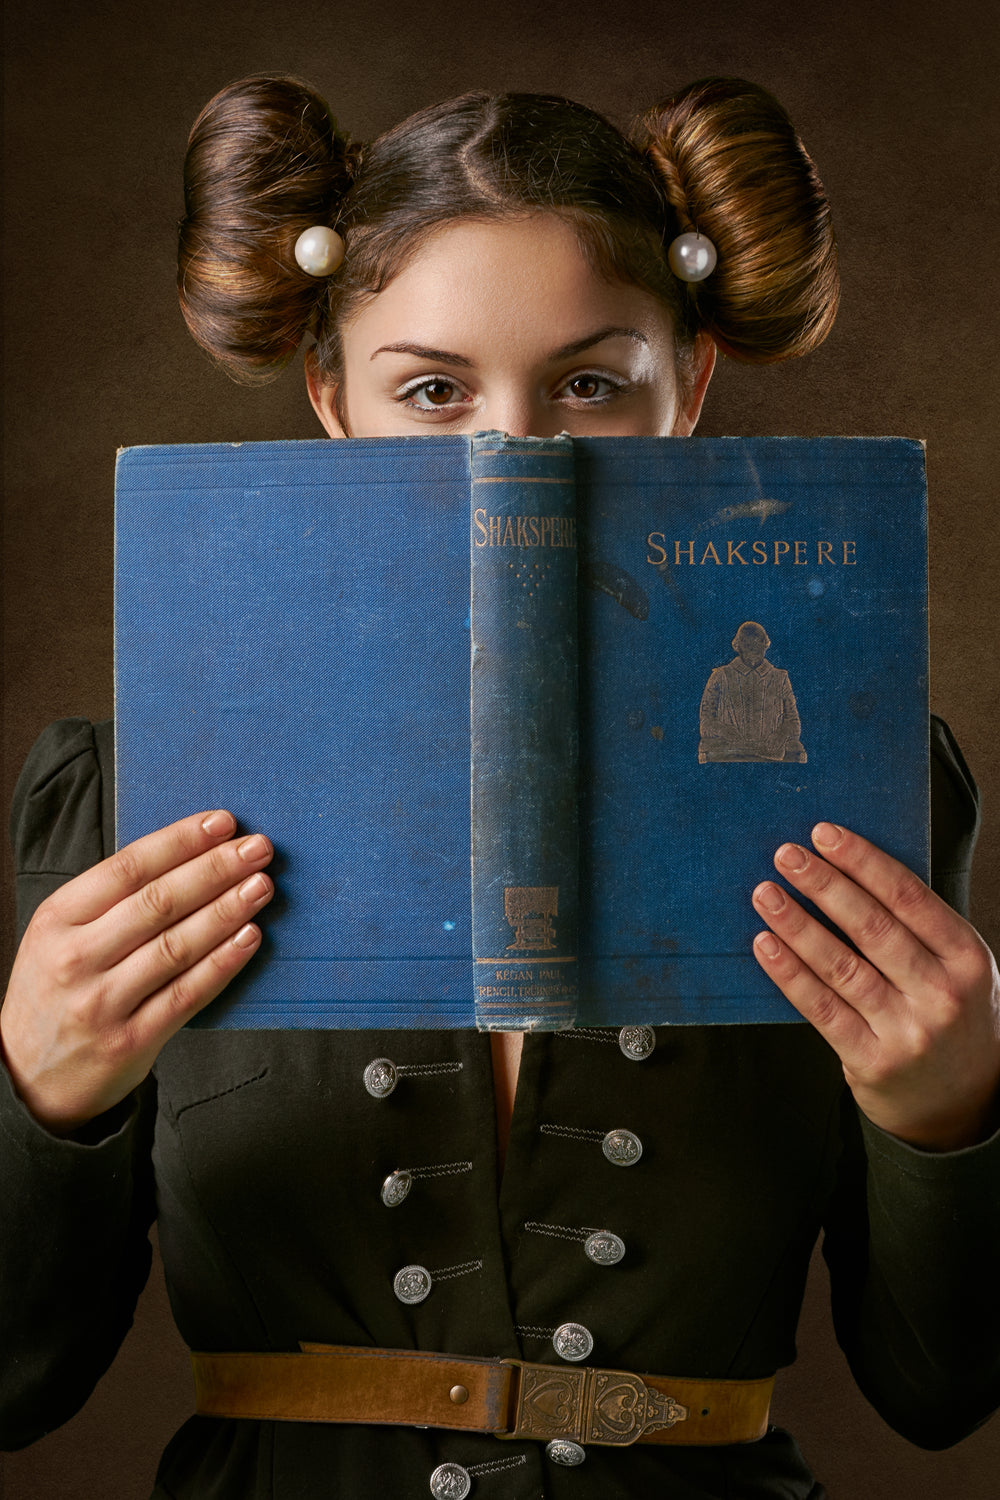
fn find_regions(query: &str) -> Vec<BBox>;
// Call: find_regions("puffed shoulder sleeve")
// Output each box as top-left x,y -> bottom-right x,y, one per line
929,712 -> 980,916
2,717 -> 156,1449
10,716 -> 116,941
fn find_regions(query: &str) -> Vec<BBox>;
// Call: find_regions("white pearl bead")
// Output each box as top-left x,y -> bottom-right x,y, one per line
294,225 -> 345,278
668,231 -> 717,282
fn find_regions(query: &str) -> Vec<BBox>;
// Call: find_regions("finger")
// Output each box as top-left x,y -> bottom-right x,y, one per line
125,918 -> 267,1050
752,927 -> 879,1069
807,822 -> 971,961
88,832 -> 274,969
110,867 -> 275,1012
767,838 -> 944,1000
51,810 -> 242,925
752,876 -> 900,1023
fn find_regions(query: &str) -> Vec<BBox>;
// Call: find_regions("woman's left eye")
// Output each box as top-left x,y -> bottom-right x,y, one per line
561,372 -> 627,403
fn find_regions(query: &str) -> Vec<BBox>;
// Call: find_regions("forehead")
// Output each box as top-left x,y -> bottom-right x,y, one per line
343,214 -> 674,353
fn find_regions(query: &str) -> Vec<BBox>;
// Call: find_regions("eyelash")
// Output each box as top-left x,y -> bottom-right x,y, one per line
394,371 -> 633,416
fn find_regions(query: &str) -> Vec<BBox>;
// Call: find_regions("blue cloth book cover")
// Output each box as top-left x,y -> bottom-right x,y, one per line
114,434 -> 928,1030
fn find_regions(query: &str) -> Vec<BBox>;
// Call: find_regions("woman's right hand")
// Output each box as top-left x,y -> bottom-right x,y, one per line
0,810 -> 274,1133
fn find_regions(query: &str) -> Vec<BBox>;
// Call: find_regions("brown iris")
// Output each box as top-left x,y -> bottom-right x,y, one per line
422,380 -> 456,405
568,374 -> 601,398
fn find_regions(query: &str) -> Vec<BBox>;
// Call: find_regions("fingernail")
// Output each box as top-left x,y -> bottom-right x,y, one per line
813,822 -> 844,849
776,843 -> 809,873
755,932 -> 781,959
202,810 -> 236,837
754,881 -> 786,913
237,834 -> 270,862
232,923 -> 260,949
239,873 -> 270,902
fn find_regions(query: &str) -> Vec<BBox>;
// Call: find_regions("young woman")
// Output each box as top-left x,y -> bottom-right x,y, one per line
2,74 -> 998,1499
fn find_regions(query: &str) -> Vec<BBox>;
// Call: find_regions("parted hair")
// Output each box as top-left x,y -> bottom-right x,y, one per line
178,74 -> 839,390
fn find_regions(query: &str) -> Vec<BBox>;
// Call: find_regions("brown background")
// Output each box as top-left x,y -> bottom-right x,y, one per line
2,1 -> 998,1495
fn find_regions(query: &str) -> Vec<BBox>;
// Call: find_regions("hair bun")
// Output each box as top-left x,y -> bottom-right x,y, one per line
636,77 -> 839,363
178,75 -> 357,382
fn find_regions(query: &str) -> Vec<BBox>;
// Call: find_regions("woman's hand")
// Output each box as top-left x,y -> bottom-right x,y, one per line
0,811 -> 274,1134
751,822 -> 1000,1151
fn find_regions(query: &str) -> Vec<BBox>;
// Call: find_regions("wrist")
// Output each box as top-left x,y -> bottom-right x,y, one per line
859,1086 -> 1000,1153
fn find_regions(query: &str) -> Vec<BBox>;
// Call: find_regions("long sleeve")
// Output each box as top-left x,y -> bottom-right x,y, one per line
825,1103 -> 1000,1448
0,719 -> 157,1448
821,713 -> 1000,1447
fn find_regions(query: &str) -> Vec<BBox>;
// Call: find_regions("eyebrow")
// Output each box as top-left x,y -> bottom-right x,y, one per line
370,325 -> 649,365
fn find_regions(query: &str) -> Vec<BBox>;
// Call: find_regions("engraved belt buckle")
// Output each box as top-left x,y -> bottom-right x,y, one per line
498,1359 -> 688,1447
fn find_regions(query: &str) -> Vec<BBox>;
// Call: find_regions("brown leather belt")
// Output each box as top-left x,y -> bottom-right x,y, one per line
192,1343 -> 773,1447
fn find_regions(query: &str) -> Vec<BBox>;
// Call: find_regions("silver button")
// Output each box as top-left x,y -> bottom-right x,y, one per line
364,1058 -> 399,1098
584,1230 -> 626,1266
553,1321 -> 593,1362
602,1128 -> 643,1167
546,1438 -> 586,1465
429,1462 -> 471,1499
393,1264 -> 432,1304
618,1025 -> 656,1060
381,1169 -> 413,1207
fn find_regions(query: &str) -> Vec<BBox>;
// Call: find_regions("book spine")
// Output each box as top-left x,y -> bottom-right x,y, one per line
470,432 -> 579,1030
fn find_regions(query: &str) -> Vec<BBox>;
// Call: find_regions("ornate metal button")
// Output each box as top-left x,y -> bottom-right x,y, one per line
429,1462 -> 471,1499
546,1438 -> 586,1465
381,1169 -> 413,1207
618,1025 -> 656,1060
602,1128 -> 643,1167
553,1321 -> 594,1362
363,1057 -> 398,1098
393,1264 -> 432,1304
584,1230 -> 625,1266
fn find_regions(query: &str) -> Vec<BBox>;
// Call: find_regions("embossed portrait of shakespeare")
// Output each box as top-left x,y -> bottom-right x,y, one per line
698,621 -> 807,764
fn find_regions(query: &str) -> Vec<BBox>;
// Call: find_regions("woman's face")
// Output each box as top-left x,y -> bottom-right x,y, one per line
307,214 -> 715,440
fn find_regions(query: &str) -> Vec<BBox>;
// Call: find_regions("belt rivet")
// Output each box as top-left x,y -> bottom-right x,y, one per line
449,1384 -> 469,1404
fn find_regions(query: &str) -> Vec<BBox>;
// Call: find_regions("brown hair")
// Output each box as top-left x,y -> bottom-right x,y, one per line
178,74 -> 838,398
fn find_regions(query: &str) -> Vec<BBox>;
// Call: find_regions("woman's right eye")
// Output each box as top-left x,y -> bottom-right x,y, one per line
395,377 -> 469,413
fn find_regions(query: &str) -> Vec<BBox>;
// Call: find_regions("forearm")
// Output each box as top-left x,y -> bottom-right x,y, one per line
0,1057 -> 157,1446
823,1098 -> 1000,1448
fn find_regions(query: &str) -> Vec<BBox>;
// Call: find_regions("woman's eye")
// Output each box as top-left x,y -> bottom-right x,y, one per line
397,378 -> 466,411
562,372 -> 627,403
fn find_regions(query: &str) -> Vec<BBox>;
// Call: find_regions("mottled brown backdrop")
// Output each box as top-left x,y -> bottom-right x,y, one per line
2,1 -> 998,1495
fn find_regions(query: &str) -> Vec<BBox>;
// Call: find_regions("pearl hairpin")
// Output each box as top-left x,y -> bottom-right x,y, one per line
667,231 -> 717,283
294,225 -> 346,278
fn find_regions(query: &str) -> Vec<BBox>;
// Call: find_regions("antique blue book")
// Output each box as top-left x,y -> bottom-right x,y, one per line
114,434 -> 928,1030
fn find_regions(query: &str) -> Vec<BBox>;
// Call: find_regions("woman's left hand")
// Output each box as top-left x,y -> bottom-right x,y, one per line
751,822 -> 1000,1151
